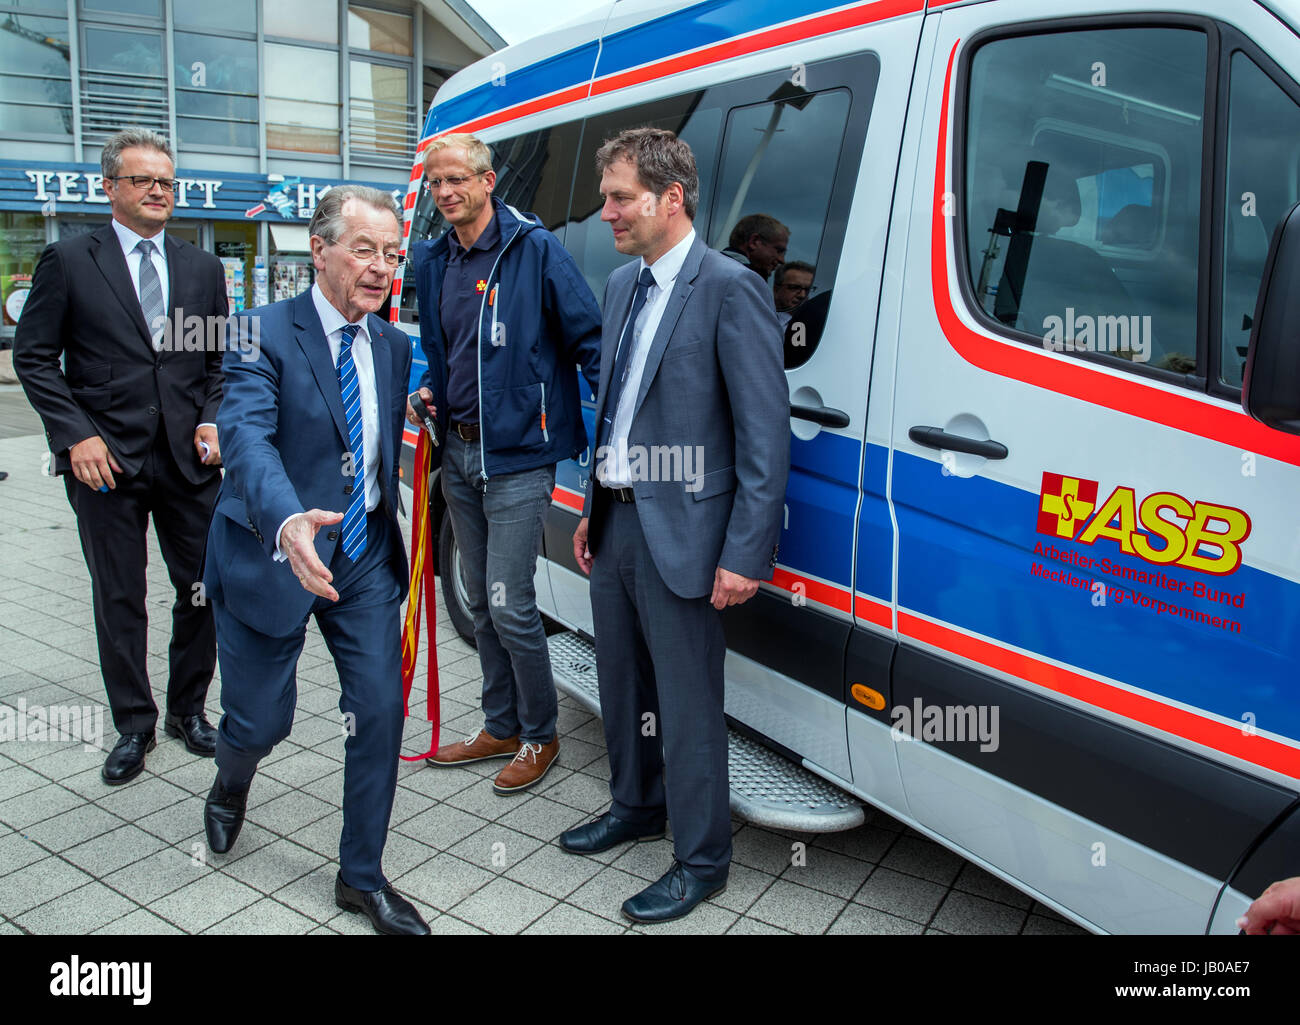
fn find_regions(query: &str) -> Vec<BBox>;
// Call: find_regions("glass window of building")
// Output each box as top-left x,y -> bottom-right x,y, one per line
350,59 -> 411,157
266,42 -> 340,154
81,0 -> 161,18
174,0 -> 254,33
81,24 -> 167,141
174,33 -> 258,149
265,0 -> 338,44
1,212 -> 47,337
213,221 -> 257,312
349,5 -> 411,56
0,2 -> 73,137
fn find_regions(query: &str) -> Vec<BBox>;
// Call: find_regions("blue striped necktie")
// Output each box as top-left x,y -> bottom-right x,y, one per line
337,324 -> 367,560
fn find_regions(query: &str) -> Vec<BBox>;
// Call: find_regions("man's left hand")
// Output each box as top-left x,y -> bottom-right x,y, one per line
194,425 -> 221,466
711,567 -> 759,610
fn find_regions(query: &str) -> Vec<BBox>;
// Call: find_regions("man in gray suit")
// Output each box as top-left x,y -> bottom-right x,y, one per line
560,128 -> 789,923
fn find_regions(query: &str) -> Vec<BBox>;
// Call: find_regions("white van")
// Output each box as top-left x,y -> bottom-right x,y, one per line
391,0 -> 1300,934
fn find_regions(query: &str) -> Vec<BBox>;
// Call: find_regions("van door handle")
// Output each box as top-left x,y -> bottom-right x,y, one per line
790,403 -> 850,428
908,426 -> 1009,460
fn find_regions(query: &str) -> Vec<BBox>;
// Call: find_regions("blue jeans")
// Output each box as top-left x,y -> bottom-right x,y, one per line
440,434 -> 557,744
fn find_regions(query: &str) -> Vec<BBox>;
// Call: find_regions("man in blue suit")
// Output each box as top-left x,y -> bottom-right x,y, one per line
201,186 -> 428,935
562,129 -> 789,923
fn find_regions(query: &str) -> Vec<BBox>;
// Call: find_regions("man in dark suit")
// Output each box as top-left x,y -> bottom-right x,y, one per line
562,129 -> 790,923
201,186 -> 427,935
14,127 -> 227,785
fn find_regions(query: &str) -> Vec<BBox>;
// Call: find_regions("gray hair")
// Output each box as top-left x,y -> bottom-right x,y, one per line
101,127 -> 174,179
308,185 -> 402,243
595,127 -> 698,220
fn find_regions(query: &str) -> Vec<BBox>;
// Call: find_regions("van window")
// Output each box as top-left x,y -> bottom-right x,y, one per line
710,88 -> 852,368
964,27 -> 1208,376
567,92 -> 723,299
398,121 -> 582,322
1220,52 -> 1300,388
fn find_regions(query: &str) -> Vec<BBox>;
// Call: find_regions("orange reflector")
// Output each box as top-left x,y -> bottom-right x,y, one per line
851,684 -> 885,710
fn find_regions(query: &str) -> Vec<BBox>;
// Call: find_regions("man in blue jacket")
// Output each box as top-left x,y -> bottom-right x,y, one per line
408,133 -> 601,794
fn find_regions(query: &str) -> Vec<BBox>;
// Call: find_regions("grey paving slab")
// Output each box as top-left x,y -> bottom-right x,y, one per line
0,764 -> 47,803
261,748 -> 340,789
731,824 -> 804,876
427,913 -> 486,935
829,902 -> 926,935
931,890 -> 1029,935
0,781 -> 84,830
1,856 -> 96,917
394,801 -> 489,851
781,845 -> 873,900
450,876 -> 557,934
952,861 -> 1035,910
394,851 -> 495,912
504,841 -> 607,899
522,901 -> 626,935
271,865 -> 349,924
726,915 -> 791,935
93,776 -> 192,822
880,833 -> 967,886
542,770 -> 613,815
204,897 -> 318,935
23,801 -> 125,852
150,872 -> 263,933
711,862 -> 778,915
14,879 -> 138,934
567,865 -> 652,923
89,908 -> 185,934
853,865 -> 948,924
102,846 -> 211,906
745,878 -> 847,935
1022,913 -> 1087,935
61,824 -> 168,877
609,837 -> 678,882
445,822 -> 544,872
0,830 -> 51,876
493,794 -> 586,843
221,838 -> 329,895
442,774 -> 518,821
244,788 -> 336,836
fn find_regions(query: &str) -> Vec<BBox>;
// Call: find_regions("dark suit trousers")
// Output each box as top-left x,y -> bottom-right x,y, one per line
64,428 -> 219,735
589,499 -> 730,884
212,511 -> 404,892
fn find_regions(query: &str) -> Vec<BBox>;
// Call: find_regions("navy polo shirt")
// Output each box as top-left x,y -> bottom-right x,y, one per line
440,211 -> 502,423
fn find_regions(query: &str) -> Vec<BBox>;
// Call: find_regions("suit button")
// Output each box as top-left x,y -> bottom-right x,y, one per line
343,484 -> 354,495
147,406 -> 158,415
327,530 -> 339,541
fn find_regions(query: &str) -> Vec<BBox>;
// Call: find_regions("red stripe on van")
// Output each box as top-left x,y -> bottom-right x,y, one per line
930,41 -> 1300,467
552,486 -> 585,512
900,611 -> 1300,778
855,594 -> 895,628
770,567 -> 854,613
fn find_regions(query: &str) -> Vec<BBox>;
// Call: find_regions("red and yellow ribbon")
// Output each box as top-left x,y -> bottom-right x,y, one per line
400,429 -> 441,761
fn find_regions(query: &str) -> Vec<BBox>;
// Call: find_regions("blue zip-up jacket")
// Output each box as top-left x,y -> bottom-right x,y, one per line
410,197 -> 602,482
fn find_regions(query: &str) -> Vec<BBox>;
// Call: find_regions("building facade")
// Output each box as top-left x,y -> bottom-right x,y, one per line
0,0 -> 501,337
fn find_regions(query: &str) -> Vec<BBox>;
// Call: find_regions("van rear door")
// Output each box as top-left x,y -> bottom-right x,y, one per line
887,1 -> 1300,933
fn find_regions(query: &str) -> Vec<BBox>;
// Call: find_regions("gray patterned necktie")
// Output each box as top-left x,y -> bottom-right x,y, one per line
135,239 -> 164,349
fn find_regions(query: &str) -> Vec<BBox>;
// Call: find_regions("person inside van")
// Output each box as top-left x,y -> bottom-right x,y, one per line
773,260 -> 815,328
722,213 -> 789,280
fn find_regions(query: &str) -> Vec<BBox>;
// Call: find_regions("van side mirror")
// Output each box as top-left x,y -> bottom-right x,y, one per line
1243,200 -> 1300,435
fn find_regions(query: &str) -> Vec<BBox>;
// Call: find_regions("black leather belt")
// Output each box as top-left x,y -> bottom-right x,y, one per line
450,420 -> 480,441
605,486 -> 635,504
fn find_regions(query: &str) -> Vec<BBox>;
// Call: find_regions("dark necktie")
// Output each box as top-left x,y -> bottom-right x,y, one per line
337,324 -> 367,560
135,239 -> 164,349
598,266 -> 657,450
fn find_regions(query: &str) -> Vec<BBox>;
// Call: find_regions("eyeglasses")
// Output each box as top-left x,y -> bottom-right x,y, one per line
107,175 -> 180,192
425,172 -> 486,190
324,239 -> 403,268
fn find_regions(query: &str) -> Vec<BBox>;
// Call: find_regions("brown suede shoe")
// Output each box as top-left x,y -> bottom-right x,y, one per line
426,728 -> 520,767
493,738 -> 559,794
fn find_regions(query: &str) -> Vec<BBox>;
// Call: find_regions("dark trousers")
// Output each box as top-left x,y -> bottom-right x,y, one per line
64,428 -> 219,736
212,511 -> 404,891
589,499 -> 730,883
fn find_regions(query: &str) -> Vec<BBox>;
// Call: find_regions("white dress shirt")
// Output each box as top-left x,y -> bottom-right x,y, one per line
274,284 -> 382,559
604,228 -> 695,487
112,217 -> 170,323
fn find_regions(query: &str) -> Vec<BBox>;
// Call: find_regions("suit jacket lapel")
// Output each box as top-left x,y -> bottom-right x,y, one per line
368,315 -> 394,503
629,235 -> 706,423
293,291 -> 351,448
164,234 -> 187,329
89,225 -> 154,353
594,267 -> 636,430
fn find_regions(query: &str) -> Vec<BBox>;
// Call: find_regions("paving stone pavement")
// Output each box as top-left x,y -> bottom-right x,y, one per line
0,401 -> 1085,935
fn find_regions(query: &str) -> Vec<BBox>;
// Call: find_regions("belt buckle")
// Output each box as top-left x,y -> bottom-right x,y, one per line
456,422 -> 475,442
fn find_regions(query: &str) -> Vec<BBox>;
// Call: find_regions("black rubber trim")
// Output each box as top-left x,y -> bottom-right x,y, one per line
845,625 -> 896,726
1223,799 -> 1300,901
545,502 -> 584,574
893,645 -> 1296,879
907,426 -> 1008,459
722,589 -> 849,702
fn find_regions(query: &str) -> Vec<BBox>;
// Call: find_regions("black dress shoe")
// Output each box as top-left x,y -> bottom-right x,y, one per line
622,860 -> 726,923
101,732 -> 156,786
559,811 -> 666,854
164,713 -> 217,756
204,775 -> 250,854
335,874 -> 430,935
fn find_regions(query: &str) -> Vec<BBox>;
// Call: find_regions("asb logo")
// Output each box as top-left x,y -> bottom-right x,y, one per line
1037,472 -> 1251,576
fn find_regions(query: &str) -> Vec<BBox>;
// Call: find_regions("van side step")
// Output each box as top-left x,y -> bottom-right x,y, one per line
548,631 -> 865,833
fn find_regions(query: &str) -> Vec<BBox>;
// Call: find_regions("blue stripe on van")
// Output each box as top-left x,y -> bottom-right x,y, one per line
891,449 -> 1300,743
